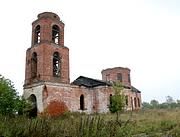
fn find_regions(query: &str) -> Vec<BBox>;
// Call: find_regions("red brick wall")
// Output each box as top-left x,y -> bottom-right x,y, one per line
101,67 -> 131,87
46,100 -> 68,116
25,44 -> 69,85
42,83 -> 141,116
43,84 -> 95,114
23,82 -> 141,116
24,12 -> 69,86
123,89 -> 141,110
31,12 -> 64,46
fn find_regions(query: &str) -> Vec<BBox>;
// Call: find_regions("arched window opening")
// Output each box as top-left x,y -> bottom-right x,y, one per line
43,85 -> 48,99
34,25 -> 40,44
53,52 -> 60,77
125,95 -> 128,106
106,74 -> 110,81
80,94 -> 85,110
28,94 -> 37,118
117,73 -> 122,82
52,25 -> 60,44
31,52 -> 37,79
134,97 -> 137,108
138,98 -> 140,107
109,94 -> 112,105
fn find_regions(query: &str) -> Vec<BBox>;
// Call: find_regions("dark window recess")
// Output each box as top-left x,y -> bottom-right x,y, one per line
53,52 -> 60,77
31,52 -> 37,79
28,94 -> 37,118
34,25 -> 40,44
106,74 -> 110,81
125,96 -> 128,106
134,97 -> 137,108
128,74 -> 131,83
52,25 -> 60,44
110,94 -> 112,105
117,73 -> 122,82
80,95 -> 85,110
138,98 -> 140,107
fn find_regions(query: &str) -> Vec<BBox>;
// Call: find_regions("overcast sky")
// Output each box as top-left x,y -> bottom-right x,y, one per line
0,0 -> 180,103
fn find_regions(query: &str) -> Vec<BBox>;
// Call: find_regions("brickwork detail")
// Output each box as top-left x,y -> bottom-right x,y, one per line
46,100 -> 68,116
24,12 -> 69,86
102,67 -> 131,87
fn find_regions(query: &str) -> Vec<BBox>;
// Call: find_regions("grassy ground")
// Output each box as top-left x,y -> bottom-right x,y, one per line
0,109 -> 180,137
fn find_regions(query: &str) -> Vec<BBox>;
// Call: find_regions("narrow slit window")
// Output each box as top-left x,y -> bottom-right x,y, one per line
80,94 -> 85,110
110,94 -> 112,105
31,52 -> 37,79
52,25 -> 60,44
134,97 -> 137,108
125,95 -> 128,106
34,25 -> 40,44
53,52 -> 60,77
138,98 -> 140,107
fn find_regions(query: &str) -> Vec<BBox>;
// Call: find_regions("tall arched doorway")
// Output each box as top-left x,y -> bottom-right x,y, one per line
29,94 -> 37,117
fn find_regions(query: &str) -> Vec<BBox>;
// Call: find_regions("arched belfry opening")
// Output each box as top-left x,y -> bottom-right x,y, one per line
28,94 -> 37,118
34,25 -> 40,44
31,52 -> 37,79
53,52 -> 60,77
52,25 -> 60,44
80,94 -> 85,110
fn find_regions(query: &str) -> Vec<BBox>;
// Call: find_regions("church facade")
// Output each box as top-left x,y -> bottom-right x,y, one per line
23,12 -> 141,116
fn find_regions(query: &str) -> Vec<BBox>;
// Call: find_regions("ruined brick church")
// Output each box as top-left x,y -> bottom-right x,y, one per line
23,12 -> 141,116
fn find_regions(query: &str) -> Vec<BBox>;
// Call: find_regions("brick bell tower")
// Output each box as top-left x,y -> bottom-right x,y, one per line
23,12 -> 69,115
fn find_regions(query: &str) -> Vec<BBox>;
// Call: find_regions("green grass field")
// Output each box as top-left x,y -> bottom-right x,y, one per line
0,109 -> 180,137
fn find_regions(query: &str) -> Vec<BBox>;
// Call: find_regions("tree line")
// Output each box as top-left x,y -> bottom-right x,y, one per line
142,96 -> 180,109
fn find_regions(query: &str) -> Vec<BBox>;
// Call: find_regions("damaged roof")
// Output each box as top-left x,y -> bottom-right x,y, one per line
72,76 -> 111,88
72,76 -> 141,93
131,86 -> 141,93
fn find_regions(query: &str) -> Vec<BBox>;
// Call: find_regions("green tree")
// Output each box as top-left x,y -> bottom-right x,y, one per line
150,99 -> 159,108
0,74 -> 27,116
166,96 -> 175,104
177,99 -> 180,104
142,102 -> 151,109
109,82 -> 125,121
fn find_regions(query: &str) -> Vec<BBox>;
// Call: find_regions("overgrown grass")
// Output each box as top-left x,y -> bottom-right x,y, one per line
0,109 -> 180,137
